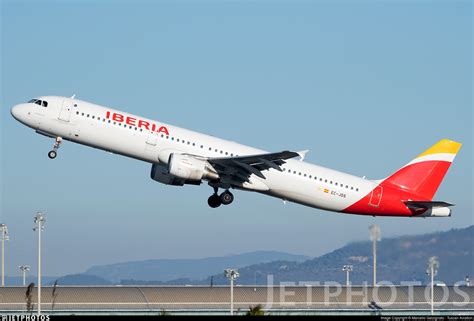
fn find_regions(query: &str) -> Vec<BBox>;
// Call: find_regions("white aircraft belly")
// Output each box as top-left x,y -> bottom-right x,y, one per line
263,168 -> 375,212
73,119 -> 156,162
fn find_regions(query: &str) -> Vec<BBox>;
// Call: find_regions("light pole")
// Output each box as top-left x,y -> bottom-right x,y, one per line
19,265 -> 30,286
427,256 -> 439,316
369,224 -> 381,286
342,265 -> 353,286
224,269 -> 240,316
254,271 -> 262,291
0,223 -> 9,287
34,212 -> 46,315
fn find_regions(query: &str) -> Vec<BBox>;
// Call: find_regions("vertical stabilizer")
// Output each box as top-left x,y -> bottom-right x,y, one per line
382,139 -> 461,200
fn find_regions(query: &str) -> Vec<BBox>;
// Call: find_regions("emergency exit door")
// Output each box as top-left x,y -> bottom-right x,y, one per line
146,131 -> 158,146
59,99 -> 73,122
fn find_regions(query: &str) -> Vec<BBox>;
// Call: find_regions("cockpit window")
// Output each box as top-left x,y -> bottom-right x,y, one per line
28,99 -> 48,107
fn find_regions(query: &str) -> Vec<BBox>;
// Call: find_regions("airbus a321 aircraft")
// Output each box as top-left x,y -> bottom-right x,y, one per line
11,96 -> 462,217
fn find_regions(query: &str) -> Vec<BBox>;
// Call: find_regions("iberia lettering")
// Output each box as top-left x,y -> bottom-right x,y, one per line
105,111 -> 170,136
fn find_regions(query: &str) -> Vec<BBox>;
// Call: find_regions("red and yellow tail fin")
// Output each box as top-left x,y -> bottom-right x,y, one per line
383,139 -> 462,200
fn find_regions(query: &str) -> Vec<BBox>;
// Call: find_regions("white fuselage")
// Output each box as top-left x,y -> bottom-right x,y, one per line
11,96 -> 376,213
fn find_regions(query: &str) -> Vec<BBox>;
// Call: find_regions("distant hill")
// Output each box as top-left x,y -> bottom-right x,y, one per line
5,276 -> 59,287
54,226 -> 473,286
50,274 -> 112,286
200,226 -> 474,286
85,251 -> 309,283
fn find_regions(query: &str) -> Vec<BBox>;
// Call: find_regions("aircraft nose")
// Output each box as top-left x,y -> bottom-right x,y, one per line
11,103 -> 29,123
10,104 -> 21,120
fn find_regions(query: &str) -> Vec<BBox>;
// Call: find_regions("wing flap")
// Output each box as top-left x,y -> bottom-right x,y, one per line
208,150 -> 299,182
232,159 -> 266,179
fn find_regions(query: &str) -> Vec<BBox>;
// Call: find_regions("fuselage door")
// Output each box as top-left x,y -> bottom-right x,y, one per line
59,99 -> 73,122
146,131 -> 158,146
369,185 -> 383,207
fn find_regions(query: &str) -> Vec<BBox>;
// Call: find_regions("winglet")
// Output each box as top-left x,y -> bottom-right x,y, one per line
297,150 -> 309,162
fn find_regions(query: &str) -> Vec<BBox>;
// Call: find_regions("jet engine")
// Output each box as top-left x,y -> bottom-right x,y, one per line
150,163 -> 186,186
168,153 -> 219,182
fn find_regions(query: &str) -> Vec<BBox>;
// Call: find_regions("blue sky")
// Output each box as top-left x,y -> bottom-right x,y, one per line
1,0 -> 472,277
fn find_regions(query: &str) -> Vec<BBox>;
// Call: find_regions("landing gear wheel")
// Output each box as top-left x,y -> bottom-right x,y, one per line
48,137 -> 62,160
208,194 -> 222,208
220,191 -> 234,205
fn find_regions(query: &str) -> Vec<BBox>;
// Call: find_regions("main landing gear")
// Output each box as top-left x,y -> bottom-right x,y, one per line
208,187 -> 234,208
48,137 -> 62,159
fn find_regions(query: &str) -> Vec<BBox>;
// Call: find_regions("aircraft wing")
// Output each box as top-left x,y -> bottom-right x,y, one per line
207,150 -> 299,180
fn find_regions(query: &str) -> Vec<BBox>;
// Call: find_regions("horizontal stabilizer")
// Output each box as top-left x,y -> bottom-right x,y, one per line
404,200 -> 454,209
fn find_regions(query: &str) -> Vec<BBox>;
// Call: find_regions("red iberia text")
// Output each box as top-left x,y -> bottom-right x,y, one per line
105,111 -> 170,135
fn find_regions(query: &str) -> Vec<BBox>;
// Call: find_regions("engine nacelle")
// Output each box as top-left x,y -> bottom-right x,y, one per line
150,163 -> 185,186
419,207 -> 451,217
168,153 -> 219,182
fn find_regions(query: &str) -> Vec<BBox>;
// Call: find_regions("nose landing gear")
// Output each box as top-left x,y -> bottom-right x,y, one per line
207,188 -> 234,208
48,150 -> 57,159
48,137 -> 62,159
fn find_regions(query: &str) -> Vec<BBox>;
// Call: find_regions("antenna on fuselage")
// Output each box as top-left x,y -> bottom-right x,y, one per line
70,94 -> 76,99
